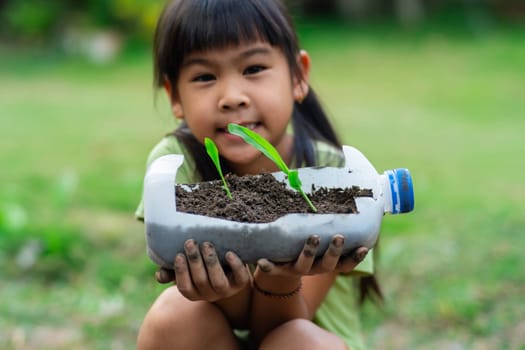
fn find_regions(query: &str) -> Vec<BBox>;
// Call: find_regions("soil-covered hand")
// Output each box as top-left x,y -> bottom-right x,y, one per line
256,234 -> 369,277
155,267 -> 175,284
171,239 -> 251,302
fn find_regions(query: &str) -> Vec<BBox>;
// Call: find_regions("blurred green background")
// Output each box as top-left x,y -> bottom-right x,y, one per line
1,1 -> 524,349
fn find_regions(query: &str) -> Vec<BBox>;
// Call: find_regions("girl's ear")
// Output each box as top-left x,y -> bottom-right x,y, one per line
293,50 -> 311,103
164,78 -> 184,119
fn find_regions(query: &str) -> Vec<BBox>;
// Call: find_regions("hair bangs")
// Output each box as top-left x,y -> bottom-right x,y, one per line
180,1 -> 284,55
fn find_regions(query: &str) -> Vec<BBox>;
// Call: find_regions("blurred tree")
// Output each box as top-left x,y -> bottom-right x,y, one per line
395,0 -> 425,27
0,0 -> 67,40
0,0 -> 164,44
302,0 -> 336,14
335,0 -> 379,21
0,0 -> 522,47
297,0 -> 523,25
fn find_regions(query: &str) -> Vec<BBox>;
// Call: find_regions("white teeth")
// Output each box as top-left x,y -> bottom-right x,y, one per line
226,122 -> 258,131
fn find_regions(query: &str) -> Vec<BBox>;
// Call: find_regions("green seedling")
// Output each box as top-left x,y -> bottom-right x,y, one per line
204,137 -> 232,199
227,123 -> 317,212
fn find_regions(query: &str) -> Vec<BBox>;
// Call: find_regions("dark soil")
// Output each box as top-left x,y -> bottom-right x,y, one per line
175,173 -> 373,223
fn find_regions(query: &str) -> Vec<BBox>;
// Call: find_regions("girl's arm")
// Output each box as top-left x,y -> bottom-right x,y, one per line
213,282 -> 252,329
249,234 -> 368,343
250,270 -> 335,341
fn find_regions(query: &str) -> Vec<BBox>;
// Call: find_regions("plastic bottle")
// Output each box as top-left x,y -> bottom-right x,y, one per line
143,145 -> 414,268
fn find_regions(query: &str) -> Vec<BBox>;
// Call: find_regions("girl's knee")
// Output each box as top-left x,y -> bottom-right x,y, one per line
137,286 -> 236,350
260,319 -> 348,350
138,287 -> 189,348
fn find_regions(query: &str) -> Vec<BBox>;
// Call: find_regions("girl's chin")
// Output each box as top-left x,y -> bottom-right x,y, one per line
223,151 -> 258,165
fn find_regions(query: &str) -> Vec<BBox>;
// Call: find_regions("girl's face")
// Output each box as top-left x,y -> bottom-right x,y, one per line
167,42 -> 310,175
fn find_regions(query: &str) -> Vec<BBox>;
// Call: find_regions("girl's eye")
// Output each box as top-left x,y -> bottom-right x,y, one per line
244,65 -> 266,75
192,73 -> 215,82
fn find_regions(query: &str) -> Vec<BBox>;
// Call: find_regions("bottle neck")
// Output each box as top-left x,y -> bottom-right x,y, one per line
379,174 -> 394,214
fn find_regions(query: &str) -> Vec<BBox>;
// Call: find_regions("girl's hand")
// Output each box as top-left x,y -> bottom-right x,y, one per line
173,239 -> 251,302
256,234 -> 369,277
155,267 -> 175,284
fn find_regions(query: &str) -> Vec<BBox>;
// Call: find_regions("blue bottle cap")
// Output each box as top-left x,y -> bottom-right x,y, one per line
386,168 -> 415,214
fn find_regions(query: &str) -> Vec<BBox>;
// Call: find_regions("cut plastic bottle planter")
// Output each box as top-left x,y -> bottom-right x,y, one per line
143,146 -> 414,268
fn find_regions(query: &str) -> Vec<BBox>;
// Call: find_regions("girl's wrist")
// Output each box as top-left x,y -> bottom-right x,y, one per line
253,279 -> 302,298
252,271 -> 302,296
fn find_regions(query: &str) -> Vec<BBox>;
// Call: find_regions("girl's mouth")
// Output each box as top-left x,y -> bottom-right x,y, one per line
218,122 -> 261,133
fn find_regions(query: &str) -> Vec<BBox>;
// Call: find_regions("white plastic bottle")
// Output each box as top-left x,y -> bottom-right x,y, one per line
143,145 -> 414,268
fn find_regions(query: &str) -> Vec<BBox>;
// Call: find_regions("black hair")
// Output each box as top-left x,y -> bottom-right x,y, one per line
152,0 -> 381,304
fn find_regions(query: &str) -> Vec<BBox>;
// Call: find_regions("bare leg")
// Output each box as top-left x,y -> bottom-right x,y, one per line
137,286 -> 241,350
259,319 -> 349,350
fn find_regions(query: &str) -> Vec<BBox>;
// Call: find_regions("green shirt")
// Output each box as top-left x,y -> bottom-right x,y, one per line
136,134 -> 373,350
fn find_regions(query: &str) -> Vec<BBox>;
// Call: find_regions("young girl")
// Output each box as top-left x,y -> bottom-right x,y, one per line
136,0 -> 380,349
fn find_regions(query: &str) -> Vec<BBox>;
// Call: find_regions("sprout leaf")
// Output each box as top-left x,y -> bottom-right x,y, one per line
204,137 -> 232,199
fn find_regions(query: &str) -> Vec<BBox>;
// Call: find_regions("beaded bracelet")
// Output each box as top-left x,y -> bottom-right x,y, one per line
253,280 -> 302,299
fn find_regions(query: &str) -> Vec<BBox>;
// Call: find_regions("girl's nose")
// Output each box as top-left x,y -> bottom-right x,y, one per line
218,85 -> 250,111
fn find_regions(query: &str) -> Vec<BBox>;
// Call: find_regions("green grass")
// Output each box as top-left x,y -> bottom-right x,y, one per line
1,22 -> 525,349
